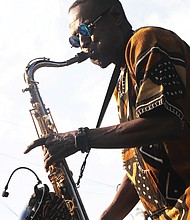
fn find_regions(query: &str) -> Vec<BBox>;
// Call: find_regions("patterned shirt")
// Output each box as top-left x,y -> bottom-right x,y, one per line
114,26 -> 190,219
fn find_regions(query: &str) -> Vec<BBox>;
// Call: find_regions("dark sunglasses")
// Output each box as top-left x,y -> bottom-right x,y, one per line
69,7 -> 111,48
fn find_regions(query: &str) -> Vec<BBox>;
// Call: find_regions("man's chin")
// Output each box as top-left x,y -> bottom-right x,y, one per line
90,58 -> 110,68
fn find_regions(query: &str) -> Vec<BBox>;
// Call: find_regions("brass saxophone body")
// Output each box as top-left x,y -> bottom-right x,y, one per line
23,52 -> 89,220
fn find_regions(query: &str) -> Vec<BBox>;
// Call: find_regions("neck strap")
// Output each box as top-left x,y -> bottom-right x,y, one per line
76,64 -> 121,187
96,64 -> 121,128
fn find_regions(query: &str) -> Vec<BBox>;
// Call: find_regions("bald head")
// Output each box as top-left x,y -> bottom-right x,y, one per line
69,0 -> 121,12
68,0 -> 130,29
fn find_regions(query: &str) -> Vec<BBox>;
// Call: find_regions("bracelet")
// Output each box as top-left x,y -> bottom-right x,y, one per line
75,127 -> 90,153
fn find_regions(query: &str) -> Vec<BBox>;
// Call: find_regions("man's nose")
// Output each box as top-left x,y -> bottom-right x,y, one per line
79,35 -> 92,49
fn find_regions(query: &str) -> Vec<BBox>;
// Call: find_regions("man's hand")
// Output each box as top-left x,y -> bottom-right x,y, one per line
24,131 -> 78,171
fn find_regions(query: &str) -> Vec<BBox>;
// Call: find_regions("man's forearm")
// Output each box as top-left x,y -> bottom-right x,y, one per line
88,114 -> 182,149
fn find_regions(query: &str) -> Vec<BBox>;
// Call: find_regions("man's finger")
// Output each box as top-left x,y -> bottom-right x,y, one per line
44,150 -> 63,171
45,155 -> 54,172
24,137 -> 48,154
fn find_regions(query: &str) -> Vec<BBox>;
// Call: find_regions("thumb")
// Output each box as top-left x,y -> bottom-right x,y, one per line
24,137 -> 48,154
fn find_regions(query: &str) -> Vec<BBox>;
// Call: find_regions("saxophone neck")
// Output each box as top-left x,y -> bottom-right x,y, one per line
24,52 -> 89,84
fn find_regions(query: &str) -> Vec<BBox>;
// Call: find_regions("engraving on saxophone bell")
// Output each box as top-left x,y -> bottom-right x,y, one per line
23,53 -> 89,220
48,166 -> 65,195
65,199 -> 75,216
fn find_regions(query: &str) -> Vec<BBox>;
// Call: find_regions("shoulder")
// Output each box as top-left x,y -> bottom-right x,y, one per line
134,26 -> 168,35
127,26 -> 185,54
129,26 -> 176,49
125,26 -> 183,73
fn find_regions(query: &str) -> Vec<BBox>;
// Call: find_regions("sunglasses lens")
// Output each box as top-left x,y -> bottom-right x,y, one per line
78,24 -> 91,36
69,35 -> 80,48
69,24 -> 91,48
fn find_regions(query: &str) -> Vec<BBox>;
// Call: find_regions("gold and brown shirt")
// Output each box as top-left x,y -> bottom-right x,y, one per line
115,26 -> 190,219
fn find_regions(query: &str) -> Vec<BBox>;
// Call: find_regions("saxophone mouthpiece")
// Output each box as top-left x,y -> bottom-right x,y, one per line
77,52 -> 90,63
66,52 -> 89,65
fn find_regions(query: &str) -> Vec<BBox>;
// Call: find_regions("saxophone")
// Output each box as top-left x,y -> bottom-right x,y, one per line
23,52 -> 89,220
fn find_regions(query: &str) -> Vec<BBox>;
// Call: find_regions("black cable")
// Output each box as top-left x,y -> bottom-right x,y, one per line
2,166 -> 42,197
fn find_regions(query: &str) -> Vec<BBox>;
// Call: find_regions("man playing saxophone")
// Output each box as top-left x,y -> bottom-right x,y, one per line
25,0 -> 190,219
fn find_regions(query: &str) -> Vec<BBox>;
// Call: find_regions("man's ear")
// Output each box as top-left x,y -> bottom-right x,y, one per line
110,5 -> 123,25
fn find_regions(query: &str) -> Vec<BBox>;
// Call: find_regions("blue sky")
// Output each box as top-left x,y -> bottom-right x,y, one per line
0,0 -> 190,219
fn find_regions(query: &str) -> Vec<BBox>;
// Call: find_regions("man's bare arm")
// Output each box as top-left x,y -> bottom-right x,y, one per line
99,173 -> 139,220
88,114 -> 182,149
24,113 -> 183,169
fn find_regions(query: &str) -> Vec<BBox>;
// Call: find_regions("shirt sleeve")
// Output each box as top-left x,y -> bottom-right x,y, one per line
136,52 -> 185,119
126,27 -> 186,120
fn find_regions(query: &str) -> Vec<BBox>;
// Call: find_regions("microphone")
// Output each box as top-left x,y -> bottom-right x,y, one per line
2,167 -> 42,198
2,189 -> 9,197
